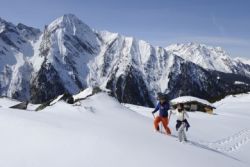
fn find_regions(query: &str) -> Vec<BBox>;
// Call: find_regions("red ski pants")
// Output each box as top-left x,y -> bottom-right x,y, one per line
154,116 -> 171,135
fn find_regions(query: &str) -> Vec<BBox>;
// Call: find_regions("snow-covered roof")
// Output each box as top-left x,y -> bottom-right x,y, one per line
49,94 -> 64,106
170,96 -> 215,108
234,81 -> 248,85
73,87 -> 93,101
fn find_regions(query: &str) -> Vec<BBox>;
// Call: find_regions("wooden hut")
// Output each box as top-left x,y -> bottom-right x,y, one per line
170,96 -> 215,113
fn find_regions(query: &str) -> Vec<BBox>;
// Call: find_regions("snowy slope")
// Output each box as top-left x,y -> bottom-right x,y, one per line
0,97 -> 21,108
0,92 -> 250,167
125,93 -> 250,164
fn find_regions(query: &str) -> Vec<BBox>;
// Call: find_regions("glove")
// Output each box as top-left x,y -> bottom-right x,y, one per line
152,111 -> 156,118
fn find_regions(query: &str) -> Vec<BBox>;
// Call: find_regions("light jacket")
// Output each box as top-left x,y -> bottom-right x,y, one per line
171,109 -> 189,121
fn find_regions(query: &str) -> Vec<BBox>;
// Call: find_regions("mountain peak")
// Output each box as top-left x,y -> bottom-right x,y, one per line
0,17 -> 14,27
57,13 -> 82,25
17,23 -> 41,40
61,13 -> 79,20
47,14 -> 92,34
45,13 -> 99,48
0,17 -> 8,24
0,17 -> 18,34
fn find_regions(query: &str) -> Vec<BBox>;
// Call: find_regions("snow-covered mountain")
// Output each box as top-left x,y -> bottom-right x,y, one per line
166,43 -> 250,76
1,14 -> 250,106
30,14 -> 100,103
0,17 -> 41,100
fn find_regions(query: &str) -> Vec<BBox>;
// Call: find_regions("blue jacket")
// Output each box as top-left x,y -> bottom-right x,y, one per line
152,102 -> 170,117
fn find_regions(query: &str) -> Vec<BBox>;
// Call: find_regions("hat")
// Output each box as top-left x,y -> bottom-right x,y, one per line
157,92 -> 168,101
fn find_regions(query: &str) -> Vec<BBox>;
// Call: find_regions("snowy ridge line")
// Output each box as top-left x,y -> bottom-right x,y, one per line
2,14 -> 250,106
196,129 -> 250,153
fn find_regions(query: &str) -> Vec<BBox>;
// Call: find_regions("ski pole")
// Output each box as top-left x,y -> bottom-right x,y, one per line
168,110 -> 172,122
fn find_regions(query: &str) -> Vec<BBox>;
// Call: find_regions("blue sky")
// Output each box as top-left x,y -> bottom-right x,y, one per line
0,0 -> 249,58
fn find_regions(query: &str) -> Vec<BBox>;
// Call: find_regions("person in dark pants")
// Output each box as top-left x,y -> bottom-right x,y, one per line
170,103 -> 190,142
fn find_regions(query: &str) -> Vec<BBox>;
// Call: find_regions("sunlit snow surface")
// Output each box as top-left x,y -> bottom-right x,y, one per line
0,92 -> 250,167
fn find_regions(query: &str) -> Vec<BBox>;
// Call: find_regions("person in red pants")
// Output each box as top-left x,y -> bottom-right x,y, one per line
152,93 -> 171,135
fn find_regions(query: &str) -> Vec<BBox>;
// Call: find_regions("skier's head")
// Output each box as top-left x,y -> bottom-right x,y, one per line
157,92 -> 163,100
157,92 -> 168,104
177,103 -> 184,112
159,98 -> 166,104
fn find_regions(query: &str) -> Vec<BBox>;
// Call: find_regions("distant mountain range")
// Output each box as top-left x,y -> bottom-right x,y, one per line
1,14 -> 250,107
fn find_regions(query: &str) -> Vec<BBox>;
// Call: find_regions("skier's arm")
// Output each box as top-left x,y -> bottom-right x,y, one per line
152,103 -> 160,114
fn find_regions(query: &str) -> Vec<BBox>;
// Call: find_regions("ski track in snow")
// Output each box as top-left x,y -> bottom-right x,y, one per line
160,128 -> 250,155
193,129 -> 250,153
158,132 -> 241,161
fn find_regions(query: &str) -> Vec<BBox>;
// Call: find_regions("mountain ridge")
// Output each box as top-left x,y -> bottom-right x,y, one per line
1,14 -> 250,106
